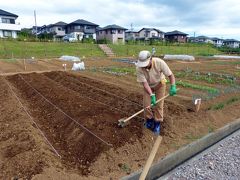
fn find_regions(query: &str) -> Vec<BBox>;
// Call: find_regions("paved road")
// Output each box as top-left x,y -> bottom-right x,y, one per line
159,129 -> 240,180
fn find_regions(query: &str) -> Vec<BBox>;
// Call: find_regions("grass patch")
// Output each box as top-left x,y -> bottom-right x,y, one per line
235,72 -> 240,77
211,103 -> 225,110
175,70 -> 237,85
0,40 -> 105,59
119,163 -> 131,174
208,125 -> 215,133
209,96 -> 240,110
185,133 -> 203,141
89,66 -> 136,76
0,59 -> 18,63
109,44 -> 221,57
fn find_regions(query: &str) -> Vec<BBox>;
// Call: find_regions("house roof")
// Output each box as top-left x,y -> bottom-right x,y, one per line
224,39 -> 240,43
138,28 -> 164,33
196,35 -> 210,39
0,9 -> 18,18
102,24 -> 127,30
125,30 -> 138,33
165,30 -> 188,36
68,19 -> 98,26
52,21 -> 67,26
211,37 -> 223,41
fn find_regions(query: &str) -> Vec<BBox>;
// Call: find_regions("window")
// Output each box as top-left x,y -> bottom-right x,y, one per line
58,27 -> 62,31
2,18 -> 15,24
3,30 -> 12,37
75,25 -> 81,30
118,30 -> 122,34
85,26 -> 92,29
111,30 -> 116,34
2,18 -> 10,24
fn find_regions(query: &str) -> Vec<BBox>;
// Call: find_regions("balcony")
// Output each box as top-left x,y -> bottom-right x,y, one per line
84,29 -> 96,34
0,22 -> 21,31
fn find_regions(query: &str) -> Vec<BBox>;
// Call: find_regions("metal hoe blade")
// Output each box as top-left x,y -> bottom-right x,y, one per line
118,118 -> 129,128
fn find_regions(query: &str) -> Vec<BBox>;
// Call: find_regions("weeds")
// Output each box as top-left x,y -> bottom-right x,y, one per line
185,133 -> 202,140
119,163 -> 131,174
209,96 -> 240,110
175,69 -> 237,85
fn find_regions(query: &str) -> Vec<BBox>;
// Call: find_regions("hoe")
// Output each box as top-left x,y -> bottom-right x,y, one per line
117,89 -> 202,128
118,94 -> 170,128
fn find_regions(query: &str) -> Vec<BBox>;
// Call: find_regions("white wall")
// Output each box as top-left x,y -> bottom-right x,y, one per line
0,30 -> 17,38
97,29 -> 125,44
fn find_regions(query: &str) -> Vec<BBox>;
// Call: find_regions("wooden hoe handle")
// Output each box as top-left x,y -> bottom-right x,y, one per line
123,94 -> 169,123
139,136 -> 163,180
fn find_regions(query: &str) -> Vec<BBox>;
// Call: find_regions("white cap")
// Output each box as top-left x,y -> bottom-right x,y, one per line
135,50 -> 151,67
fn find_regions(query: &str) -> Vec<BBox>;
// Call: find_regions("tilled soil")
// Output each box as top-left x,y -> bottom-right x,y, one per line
1,59 -> 240,179
6,72 -> 145,175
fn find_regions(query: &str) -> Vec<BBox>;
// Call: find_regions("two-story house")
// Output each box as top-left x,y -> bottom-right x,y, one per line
164,30 -> 188,43
96,24 -> 127,44
212,37 -> 224,47
223,39 -> 240,48
65,19 -> 99,41
48,21 -> 67,40
0,9 -> 21,38
189,36 -> 214,44
138,28 -> 164,40
125,30 -> 139,41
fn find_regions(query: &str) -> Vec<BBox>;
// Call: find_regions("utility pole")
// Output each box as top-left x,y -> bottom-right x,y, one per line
34,10 -> 37,40
130,23 -> 134,40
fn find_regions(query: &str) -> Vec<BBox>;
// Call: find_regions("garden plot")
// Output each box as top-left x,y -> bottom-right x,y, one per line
1,58 -> 240,179
6,72 -> 145,175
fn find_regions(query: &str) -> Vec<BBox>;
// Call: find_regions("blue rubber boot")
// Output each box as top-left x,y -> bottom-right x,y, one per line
153,121 -> 161,135
144,118 -> 154,130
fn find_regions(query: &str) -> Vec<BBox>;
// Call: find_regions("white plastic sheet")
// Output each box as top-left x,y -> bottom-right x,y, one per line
59,55 -> 81,62
163,55 -> 195,61
71,62 -> 85,71
213,55 -> 240,59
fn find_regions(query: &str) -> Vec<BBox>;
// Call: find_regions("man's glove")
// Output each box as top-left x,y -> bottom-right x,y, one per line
150,93 -> 156,106
170,84 -> 177,96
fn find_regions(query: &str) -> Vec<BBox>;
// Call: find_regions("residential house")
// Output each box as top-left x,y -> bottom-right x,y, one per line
48,21 -> 67,40
212,37 -> 224,47
65,19 -> 99,41
164,30 -> 188,43
96,24 -> 127,44
31,26 -> 41,35
138,28 -> 164,40
223,39 -> 240,48
189,36 -> 213,44
0,9 -> 21,38
125,30 -> 139,41
38,24 -> 50,34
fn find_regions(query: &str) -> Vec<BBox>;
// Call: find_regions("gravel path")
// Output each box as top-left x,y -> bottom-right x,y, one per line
159,129 -> 240,180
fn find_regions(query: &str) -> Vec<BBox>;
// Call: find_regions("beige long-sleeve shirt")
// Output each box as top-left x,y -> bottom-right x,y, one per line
136,57 -> 172,88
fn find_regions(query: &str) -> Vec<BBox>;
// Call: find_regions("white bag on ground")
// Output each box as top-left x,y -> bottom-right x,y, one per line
72,62 -> 85,71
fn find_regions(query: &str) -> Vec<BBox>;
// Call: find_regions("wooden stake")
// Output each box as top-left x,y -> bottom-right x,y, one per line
23,59 -> 26,71
139,136 -> 162,180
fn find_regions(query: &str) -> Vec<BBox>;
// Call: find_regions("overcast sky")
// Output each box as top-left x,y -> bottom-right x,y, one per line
2,0 -> 240,39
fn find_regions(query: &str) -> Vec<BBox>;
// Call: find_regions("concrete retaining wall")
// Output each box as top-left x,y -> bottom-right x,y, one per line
121,118 -> 240,180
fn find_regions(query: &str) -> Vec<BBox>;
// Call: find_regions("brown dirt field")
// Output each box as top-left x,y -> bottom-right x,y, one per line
0,57 -> 240,179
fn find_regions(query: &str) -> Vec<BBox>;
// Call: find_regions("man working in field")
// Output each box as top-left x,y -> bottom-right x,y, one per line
136,50 -> 177,135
